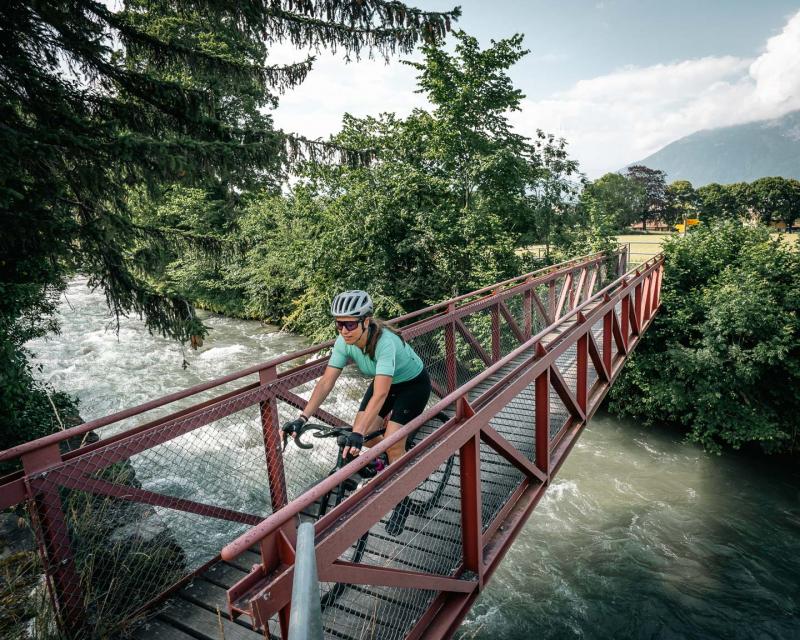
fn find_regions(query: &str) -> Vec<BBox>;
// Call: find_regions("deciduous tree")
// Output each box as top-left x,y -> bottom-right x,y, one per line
696,183 -> 744,221
665,180 -> 700,226
748,176 -> 800,226
625,165 -> 667,230
580,172 -> 645,230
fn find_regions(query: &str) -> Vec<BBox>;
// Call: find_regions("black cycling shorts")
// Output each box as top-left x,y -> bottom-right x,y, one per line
358,369 -> 432,425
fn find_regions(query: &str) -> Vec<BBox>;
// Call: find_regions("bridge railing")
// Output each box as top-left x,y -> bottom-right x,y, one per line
0,248 -> 633,638
219,254 -> 663,639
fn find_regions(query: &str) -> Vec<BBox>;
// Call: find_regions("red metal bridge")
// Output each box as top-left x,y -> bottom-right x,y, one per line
0,248 -> 663,640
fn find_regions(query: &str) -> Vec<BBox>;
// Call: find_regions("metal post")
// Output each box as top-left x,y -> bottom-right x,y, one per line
576,330 -> 588,415
633,281 -> 643,336
491,303 -> 500,363
534,344 -> 550,477
23,445 -> 85,638
288,523 -> 323,640
603,310 -> 613,374
523,287 -> 532,339
259,366 -> 288,511
445,303 -> 457,393
620,292 -> 630,352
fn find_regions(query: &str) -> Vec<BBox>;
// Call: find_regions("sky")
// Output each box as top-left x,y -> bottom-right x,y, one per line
269,1 -> 800,178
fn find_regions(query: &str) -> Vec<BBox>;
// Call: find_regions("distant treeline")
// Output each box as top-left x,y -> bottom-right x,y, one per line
580,168 -> 800,231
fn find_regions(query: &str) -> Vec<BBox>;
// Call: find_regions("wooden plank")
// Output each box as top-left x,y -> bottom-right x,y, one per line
226,549 -> 262,573
202,561 -> 248,589
160,597 -> 265,640
180,577 -> 233,613
131,617 -> 196,640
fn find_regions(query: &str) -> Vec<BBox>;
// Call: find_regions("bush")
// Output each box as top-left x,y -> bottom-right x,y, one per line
608,221 -> 800,454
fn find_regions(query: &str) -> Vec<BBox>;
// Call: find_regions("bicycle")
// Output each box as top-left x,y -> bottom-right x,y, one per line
282,411 -> 456,609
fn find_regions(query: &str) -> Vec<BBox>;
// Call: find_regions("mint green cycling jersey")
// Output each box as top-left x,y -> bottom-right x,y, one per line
328,329 -> 424,383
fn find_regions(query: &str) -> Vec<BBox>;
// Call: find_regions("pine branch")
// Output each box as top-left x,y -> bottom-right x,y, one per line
255,8 -> 456,59
82,0 -> 261,77
82,1 -> 316,93
284,133 -> 376,167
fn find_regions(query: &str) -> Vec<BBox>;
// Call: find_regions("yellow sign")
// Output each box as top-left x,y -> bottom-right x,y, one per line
686,218 -> 700,226
674,223 -> 685,233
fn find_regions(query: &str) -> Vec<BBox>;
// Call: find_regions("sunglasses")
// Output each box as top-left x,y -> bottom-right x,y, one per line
335,319 -> 363,332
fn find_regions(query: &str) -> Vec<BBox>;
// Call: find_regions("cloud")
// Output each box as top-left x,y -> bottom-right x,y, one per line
269,45 -> 430,140
512,10 -> 800,177
267,10 -> 800,179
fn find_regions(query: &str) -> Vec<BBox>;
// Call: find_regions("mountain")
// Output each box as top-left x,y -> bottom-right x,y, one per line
629,110 -> 800,186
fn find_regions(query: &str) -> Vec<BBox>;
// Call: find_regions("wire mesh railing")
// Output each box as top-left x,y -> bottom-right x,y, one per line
221,253 -> 663,639
0,247 -> 660,640
624,237 -> 670,267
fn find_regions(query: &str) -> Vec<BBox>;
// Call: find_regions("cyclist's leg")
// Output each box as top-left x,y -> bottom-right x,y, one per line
384,370 -> 432,536
356,380 -> 395,447
383,370 -> 432,464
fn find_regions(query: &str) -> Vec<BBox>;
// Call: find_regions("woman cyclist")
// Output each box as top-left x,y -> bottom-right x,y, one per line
282,290 -> 431,535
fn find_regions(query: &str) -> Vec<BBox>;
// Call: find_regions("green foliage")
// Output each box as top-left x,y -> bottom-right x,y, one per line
747,176 -> 800,225
608,221 -> 800,454
691,177 -> 800,226
1,0 -> 458,452
579,172 -> 645,230
625,165 -> 668,229
557,196 -> 618,258
696,182 -> 746,221
239,106 -> 526,340
186,31 -> 574,339
664,179 -> 700,225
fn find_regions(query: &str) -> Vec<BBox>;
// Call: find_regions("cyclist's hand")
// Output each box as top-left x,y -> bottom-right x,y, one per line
281,416 -> 307,448
341,432 -> 363,460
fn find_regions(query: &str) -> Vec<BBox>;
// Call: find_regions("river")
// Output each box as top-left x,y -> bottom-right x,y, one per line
27,278 -> 800,639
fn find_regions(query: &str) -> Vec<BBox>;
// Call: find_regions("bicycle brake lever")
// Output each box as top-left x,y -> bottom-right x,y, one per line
312,426 -> 351,439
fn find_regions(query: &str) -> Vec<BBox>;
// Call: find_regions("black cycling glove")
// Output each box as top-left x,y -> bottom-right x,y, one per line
282,415 -> 307,447
343,431 -> 363,452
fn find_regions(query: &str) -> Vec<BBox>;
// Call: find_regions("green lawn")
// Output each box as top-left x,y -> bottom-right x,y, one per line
519,230 -> 796,264
617,232 -> 670,264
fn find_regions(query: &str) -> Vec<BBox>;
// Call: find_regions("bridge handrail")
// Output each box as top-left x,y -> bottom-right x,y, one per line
0,247 -> 662,638
0,249 -> 622,465
221,253 -> 663,561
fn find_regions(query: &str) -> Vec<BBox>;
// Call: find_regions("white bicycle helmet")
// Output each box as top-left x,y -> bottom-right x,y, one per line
330,290 -> 373,317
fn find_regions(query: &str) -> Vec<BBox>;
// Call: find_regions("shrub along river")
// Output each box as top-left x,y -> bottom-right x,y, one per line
27,278 -> 800,639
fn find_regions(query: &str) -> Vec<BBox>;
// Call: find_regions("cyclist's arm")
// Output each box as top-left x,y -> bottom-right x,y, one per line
301,366 -> 342,419
353,375 -> 392,436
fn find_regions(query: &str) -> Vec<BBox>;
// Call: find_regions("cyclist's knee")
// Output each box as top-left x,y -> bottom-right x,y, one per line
384,421 -> 408,462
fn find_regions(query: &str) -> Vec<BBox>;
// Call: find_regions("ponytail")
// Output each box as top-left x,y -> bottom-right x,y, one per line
364,318 -> 405,360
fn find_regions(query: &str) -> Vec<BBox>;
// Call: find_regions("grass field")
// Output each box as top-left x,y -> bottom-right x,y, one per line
618,232 -> 670,264
520,230 -> 797,265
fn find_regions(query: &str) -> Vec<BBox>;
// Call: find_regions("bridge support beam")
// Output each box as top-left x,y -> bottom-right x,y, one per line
534,343 -> 550,478
259,365 -> 288,512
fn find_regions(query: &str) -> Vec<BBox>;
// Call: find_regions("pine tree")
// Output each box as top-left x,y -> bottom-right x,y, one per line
1,0 -> 458,340
0,0 -> 458,457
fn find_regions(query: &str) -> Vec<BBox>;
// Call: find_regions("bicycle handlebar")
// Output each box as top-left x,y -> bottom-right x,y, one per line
282,422 -> 386,451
